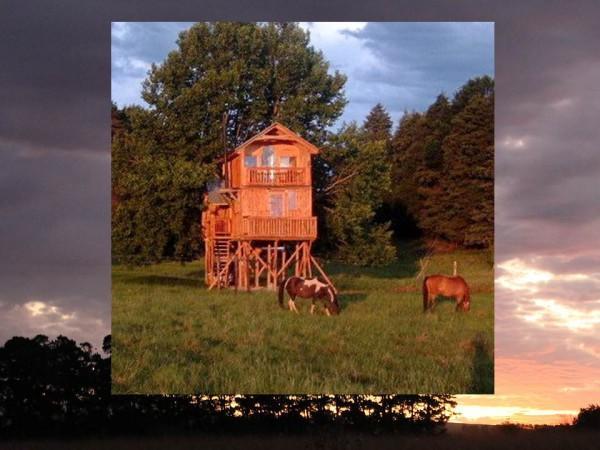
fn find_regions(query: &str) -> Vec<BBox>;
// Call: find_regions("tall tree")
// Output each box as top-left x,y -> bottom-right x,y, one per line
440,91 -> 494,246
363,103 -> 393,144
319,123 -> 396,265
112,22 -> 347,263
389,77 -> 494,248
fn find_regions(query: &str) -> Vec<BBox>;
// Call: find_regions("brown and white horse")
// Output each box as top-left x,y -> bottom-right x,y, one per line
278,276 -> 340,315
423,275 -> 471,312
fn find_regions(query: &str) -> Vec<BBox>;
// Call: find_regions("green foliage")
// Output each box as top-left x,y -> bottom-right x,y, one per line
441,93 -> 494,246
390,76 -> 494,247
112,22 -> 347,263
319,123 -> 395,265
111,107 -> 215,264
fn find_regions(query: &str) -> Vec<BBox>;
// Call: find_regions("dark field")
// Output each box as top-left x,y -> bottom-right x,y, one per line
2,427 -> 598,450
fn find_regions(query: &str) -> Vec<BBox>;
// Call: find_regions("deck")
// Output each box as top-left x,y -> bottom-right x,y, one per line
208,216 -> 317,240
244,167 -> 307,186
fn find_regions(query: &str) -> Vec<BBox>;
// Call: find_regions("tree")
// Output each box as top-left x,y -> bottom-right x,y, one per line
318,123 -> 395,265
439,91 -> 494,246
573,404 -> 600,429
388,77 -> 494,248
112,22 -> 347,263
363,103 -> 393,144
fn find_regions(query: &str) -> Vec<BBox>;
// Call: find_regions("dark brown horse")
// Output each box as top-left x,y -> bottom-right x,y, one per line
423,275 -> 470,312
278,276 -> 340,315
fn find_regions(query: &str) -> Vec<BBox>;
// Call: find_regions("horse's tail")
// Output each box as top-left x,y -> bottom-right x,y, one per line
278,277 -> 291,308
422,276 -> 428,311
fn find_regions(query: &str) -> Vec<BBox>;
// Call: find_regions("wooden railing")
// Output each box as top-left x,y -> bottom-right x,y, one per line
239,216 -> 317,239
245,168 -> 306,186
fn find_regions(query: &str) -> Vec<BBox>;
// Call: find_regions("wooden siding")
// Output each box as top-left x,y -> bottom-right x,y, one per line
240,187 -> 312,218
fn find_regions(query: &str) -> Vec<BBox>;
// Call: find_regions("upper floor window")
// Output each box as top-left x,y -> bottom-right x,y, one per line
261,146 -> 275,167
280,156 -> 297,168
245,155 -> 257,167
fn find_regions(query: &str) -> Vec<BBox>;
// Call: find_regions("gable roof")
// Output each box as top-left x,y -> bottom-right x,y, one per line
231,122 -> 320,157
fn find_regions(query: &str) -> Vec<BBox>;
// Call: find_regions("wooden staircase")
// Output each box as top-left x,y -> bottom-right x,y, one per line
213,238 -> 232,287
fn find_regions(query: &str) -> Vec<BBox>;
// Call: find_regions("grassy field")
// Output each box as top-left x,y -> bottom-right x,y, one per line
112,244 -> 493,394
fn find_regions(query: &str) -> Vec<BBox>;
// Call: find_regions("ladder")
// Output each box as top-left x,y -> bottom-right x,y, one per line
213,238 -> 232,286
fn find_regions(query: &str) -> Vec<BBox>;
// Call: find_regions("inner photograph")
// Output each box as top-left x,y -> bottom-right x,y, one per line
111,22 -> 494,394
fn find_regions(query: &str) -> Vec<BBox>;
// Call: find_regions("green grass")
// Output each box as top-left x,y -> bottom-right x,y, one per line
112,244 -> 493,394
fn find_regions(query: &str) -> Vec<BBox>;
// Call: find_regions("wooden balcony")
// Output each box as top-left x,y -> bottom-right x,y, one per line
244,168 -> 306,186
236,216 -> 317,240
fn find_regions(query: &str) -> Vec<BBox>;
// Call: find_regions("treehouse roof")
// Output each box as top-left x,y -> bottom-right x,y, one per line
225,122 -> 320,161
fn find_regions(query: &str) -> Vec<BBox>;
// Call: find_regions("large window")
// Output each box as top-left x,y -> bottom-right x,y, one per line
269,193 -> 283,217
261,146 -> 275,167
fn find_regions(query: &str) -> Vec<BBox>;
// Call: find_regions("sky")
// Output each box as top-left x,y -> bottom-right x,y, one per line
1,0 -> 600,427
111,22 -> 495,127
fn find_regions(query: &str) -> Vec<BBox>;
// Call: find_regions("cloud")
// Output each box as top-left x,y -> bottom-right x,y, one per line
110,22 -> 494,127
111,22 -> 193,108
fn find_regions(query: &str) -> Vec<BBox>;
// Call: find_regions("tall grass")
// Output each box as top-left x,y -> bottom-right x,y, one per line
112,246 -> 493,394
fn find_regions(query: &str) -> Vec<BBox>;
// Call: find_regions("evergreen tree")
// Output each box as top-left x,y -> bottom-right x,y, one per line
320,123 -> 395,265
112,22 -> 347,263
389,111 -> 427,223
414,94 -> 454,238
389,77 -> 494,248
363,103 -> 393,144
440,91 -> 494,246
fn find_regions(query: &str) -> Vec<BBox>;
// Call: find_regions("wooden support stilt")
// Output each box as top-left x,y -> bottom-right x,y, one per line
275,245 -> 302,279
281,246 -> 287,283
310,255 -> 337,294
294,243 -> 300,276
267,244 -> 272,289
254,246 -> 259,288
307,242 -> 313,278
274,240 -> 279,288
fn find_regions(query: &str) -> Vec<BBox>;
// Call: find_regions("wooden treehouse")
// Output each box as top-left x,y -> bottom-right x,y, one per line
201,122 -> 334,291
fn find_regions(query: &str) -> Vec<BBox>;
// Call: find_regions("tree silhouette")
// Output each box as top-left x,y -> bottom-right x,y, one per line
573,404 -> 600,429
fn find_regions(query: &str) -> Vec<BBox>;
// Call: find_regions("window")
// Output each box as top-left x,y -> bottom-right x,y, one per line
269,193 -> 283,217
261,146 -> 275,167
245,155 -> 257,167
280,156 -> 297,168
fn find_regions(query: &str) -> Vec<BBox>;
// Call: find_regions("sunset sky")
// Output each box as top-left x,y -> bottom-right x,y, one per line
1,1 -> 599,426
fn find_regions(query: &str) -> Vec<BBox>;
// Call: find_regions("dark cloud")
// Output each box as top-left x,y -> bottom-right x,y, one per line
343,22 -> 494,113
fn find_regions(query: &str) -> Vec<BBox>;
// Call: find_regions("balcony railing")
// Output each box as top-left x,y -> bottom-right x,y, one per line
245,168 -> 306,186
238,216 -> 317,239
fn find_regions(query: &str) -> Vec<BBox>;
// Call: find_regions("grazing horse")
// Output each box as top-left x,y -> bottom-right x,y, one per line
278,276 -> 340,315
423,275 -> 470,312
